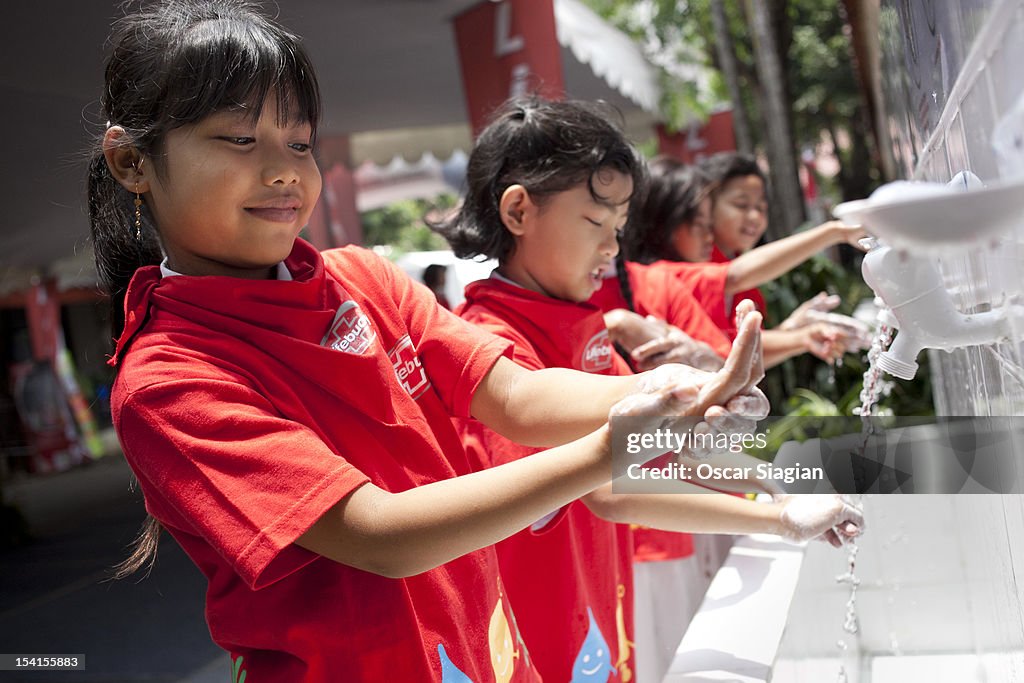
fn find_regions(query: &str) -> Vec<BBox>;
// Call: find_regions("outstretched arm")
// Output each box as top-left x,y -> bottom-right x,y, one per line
298,427 -> 613,578
478,301 -> 767,448
724,221 -> 866,295
584,487 -> 863,547
297,310 -> 766,578
470,357 -> 639,447
762,319 -> 869,368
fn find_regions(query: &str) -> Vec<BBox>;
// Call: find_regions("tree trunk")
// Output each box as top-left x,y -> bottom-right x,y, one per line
746,0 -> 805,239
709,0 -> 754,154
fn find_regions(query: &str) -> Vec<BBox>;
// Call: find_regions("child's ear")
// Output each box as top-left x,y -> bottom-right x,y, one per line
499,184 -> 533,236
102,126 -> 150,193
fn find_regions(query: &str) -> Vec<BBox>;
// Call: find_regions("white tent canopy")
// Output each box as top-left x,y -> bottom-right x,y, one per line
350,0 -> 663,167
0,0 -> 664,277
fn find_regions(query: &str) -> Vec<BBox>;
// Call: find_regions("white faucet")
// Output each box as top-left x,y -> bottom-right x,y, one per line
860,242 -> 1021,380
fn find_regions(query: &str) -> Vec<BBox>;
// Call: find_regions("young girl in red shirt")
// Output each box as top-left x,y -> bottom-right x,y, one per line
434,97 -> 864,683
89,3 -> 777,681
620,156 -> 873,367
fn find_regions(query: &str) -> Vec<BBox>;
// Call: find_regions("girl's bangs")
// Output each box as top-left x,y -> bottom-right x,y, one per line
163,18 -> 320,131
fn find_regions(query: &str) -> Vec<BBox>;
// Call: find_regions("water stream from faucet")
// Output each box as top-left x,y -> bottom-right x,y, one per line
854,324 -> 896,419
835,530 -> 861,683
835,323 -> 898,681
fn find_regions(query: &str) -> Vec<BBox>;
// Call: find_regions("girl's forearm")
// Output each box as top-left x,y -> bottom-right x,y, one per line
761,328 -> 810,367
472,356 -> 640,447
297,426 -> 611,577
725,222 -> 840,295
586,486 -> 783,535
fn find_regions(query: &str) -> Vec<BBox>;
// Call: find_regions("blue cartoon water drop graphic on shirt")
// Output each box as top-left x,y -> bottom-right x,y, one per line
570,608 -> 615,682
438,643 -> 475,683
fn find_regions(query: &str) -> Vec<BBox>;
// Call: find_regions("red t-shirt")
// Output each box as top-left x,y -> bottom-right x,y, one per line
589,264 -> 732,359
110,239 -> 539,683
456,277 -> 638,683
711,244 -> 768,336
590,267 -> 726,562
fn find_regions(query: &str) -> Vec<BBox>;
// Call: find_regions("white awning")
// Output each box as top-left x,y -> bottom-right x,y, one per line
351,0 -> 663,168
352,124 -> 474,167
554,0 -> 661,114
3,0 -> 667,271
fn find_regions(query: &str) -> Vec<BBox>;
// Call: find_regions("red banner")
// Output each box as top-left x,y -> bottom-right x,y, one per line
453,0 -> 565,135
657,110 -> 737,165
24,280 -> 60,362
306,135 -> 363,248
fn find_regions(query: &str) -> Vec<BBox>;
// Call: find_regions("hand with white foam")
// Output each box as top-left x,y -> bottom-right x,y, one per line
609,301 -> 768,463
604,310 -> 723,372
799,320 -> 871,363
780,292 -> 873,347
777,494 -> 865,547
631,316 -> 724,372
801,310 -> 874,351
779,291 -> 841,331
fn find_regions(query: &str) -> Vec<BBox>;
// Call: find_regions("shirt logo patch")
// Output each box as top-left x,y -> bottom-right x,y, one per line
388,335 -> 431,399
322,301 -> 376,355
581,329 -> 614,373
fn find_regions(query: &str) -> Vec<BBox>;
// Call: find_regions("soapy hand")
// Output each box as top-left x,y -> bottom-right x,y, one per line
780,291 -> 841,331
609,301 -> 768,462
631,317 -> 724,372
781,292 -> 874,353
778,494 -> 865,547
802,321 -> 873,363
604,310 -> 724,372
801,311 -> 874,352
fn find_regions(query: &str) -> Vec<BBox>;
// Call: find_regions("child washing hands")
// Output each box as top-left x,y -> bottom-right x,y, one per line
91,4 -> 794,681
437,97 -> 864,682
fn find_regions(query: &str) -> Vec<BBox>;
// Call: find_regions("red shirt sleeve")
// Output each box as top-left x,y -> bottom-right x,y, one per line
364,254 -> 514,418
637,266 -> 732,358
667,261 -> 731,331
116,378 -> 371,590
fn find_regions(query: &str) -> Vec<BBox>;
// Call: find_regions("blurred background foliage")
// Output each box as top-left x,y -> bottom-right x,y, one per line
359,194 -> 457,256
583,0 -> 881,206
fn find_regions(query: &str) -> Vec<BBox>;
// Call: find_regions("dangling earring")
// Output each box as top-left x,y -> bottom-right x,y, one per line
134,182 -> 143,241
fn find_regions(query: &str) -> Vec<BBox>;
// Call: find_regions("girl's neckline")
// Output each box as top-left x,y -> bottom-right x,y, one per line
159,259 -> 293,281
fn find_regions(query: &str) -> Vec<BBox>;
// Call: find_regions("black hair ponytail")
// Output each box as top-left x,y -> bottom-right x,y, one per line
610,251 -> 640,371
615,251 -> 636,313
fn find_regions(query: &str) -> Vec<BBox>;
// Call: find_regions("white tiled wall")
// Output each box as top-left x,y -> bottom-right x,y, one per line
772,3 -> 1024,680
879,0 -> 1024,419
